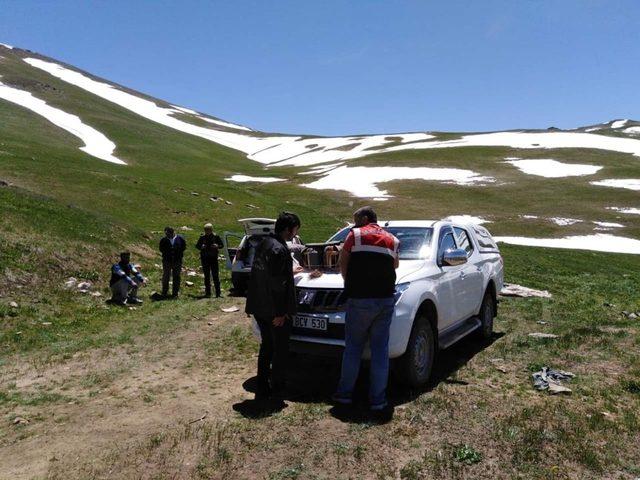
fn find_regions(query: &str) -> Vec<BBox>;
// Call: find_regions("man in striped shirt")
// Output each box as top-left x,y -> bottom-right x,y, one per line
333,206 -> 399,415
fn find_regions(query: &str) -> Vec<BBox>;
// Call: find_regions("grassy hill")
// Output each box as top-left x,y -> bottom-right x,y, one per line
1,44 -> 639,479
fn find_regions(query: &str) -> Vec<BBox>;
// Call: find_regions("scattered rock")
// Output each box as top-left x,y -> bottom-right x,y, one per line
246,204 -> 258,209
185,281 -> 194,287
63,277 -> 78,289
500,283 -> 552,298
528,332 -> 558,339
9,301 -> 18,308
77,281 -> 92,292
41,322 -> 52,326
190,192 -> 199,196
187,271 -> 197,277
603,302 -> 615,308
13,416 -> 29,425
221,306 -> 240,313
180,226 -> 193,231
224,200 -> 233,205
210,196 -> 220,202
154,263 -> 161,269
536,321 -> 548,325
207,321 -> 214,326
601,411 -> 615,420
629,313 -> 638,320
90,291 -> 103,298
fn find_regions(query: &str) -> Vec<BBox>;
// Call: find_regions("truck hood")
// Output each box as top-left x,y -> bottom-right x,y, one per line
294,260 -> 426,289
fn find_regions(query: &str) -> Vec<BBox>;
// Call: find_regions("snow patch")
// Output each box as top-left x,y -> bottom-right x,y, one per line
0,43 -> 13,49
226,174 -> 284,183
608,207 -> 640,215
248,133 -> 434,167
505,158 -> 601,178
550,217 -> 581,226
199,116 -> 252,131
624,126 -> 640,135
592,221 -> 624,228
170,105 -> 199,115
495,234 -> 640,255
0,81 -> 124,164
302,165 -> 494,198
611,119 -> 629,129
384,131 -> 640,159
591,179 -> 640,191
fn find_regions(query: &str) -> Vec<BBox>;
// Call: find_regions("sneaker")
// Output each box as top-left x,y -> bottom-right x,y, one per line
127,297 -> 143,305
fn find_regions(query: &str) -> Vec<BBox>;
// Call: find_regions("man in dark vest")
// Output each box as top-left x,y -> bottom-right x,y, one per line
159,226 -> 186,298
333,206 -> 399,416
245,211 -> 301,402
109,251 -> 146,305
196,223 -> 224,297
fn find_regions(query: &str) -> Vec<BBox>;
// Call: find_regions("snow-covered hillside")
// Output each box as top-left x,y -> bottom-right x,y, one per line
1,43 -> 640,255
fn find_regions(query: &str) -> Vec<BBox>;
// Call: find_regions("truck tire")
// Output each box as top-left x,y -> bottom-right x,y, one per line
395,315 -> 435,388
477,290 -> 494,340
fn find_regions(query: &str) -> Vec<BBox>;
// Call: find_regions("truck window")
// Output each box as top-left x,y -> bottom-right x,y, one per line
454,227 -> 474,256
440,232 -> 456,254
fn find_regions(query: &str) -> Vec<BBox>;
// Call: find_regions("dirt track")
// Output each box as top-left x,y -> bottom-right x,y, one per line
0,310 -> 256,479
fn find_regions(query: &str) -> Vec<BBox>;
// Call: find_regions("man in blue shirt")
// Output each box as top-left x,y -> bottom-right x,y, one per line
109,251 -> 146,305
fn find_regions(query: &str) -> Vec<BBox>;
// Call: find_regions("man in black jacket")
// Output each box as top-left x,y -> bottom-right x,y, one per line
245,211 -> 301,401
159,226 -> 186,298
196,223 -> 224,297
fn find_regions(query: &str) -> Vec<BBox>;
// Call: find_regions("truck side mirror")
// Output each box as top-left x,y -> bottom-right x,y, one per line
442,248 -> 468,266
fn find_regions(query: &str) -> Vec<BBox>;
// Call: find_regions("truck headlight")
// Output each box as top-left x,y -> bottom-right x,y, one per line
394,282 -> 411,304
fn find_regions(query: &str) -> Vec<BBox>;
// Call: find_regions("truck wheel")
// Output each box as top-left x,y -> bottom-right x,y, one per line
396,315 -> 435,388
477,291 -> 494,340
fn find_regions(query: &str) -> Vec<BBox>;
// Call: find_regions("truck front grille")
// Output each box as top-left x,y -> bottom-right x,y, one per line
296,288 -> 346,313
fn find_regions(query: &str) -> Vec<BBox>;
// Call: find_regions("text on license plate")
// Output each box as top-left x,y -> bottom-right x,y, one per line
294,315 -> 328,331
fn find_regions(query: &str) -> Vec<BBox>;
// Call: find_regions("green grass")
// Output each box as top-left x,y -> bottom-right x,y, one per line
1,46 -> 640,479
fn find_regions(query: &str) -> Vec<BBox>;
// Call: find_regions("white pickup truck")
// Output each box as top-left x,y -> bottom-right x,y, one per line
290,219 -> 504,387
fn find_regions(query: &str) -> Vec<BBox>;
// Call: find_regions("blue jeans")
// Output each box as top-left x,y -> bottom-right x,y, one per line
336,297 -> 395,409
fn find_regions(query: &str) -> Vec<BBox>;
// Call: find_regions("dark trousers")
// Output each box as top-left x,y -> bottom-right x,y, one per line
255,316 -> 291,396
162,259 -> 182,296
201,255 -> 220,297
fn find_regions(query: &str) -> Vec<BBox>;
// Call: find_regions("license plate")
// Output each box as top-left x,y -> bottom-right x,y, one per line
293,315 -> 328,331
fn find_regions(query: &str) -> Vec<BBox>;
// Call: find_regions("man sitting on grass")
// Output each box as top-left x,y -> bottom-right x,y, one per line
109,251 -> 146,305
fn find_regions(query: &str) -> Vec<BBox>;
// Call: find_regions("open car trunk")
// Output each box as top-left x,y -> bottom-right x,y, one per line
223,218 -> 276,269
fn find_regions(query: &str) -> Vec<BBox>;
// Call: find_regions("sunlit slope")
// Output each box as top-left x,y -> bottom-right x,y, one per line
1,43 -> 640,249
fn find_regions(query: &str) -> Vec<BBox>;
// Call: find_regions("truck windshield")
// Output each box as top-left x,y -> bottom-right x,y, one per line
328,226 -> 434,260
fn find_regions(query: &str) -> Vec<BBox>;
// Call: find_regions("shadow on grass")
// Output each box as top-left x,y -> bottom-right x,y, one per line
236,331 -> 504,423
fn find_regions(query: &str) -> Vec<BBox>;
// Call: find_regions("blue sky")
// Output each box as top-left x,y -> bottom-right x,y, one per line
1,1 -> 639,136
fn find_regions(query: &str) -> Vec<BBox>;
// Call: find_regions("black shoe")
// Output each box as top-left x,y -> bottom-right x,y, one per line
127,296 -> 143,305
204,293 -> 212,298
370,405 -> 394,423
